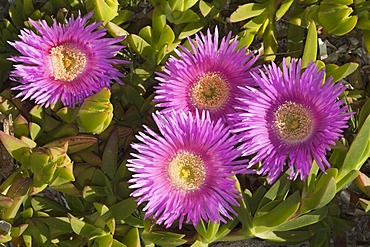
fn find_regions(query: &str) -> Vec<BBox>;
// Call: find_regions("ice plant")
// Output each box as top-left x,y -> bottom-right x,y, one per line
9,12 -> 125,107
233,59 -> 351,183
127,110 -> 248,228
154,27 -> 258,123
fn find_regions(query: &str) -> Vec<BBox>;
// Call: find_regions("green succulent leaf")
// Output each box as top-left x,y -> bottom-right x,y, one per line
358,98 -> 370,129
302,21 -> 317,68
276,0 -> 294,20
127,34 -> 155,60
253,191 -> 301,228
110,197 -> 137,221
101,128 -> 119,179
77,88 -> 113,135
359,198 -> 370,213
156,25 -> 175,50
10,224 -> 28,238
44,135 -> 98,154
121,227 -> 140,247
255,230 -> 314,243
0,131 -> 31,166
69,214 -> 104,238
300,172 -> 337,214
257,176 -> 291,210
272,207 -> 328,231
337,115 -> 370,184
141,230 -> 187,246
152,6 -> 166,43
31,197 -> 69,216
0,195 -> 13,208
2,177 -> 32,222
364,30 -> 370,52
106,21 -> 128,38
86,0 -> 119,25
229,3 -> 266,23
326,62 -> 359,83
13,115 -> 29,138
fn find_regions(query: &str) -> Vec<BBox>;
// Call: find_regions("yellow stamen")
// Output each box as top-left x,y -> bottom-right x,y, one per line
190,72 -> 230,112
274,101 -> 313,142
50,44 -> 87,82
167,151 -> 206,191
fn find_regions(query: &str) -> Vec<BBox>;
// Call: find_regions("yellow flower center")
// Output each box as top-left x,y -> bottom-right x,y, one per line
167,151 -> 206,191
190,72 -> 230,112
274,101 -> 313,142
50,44 -> 87,82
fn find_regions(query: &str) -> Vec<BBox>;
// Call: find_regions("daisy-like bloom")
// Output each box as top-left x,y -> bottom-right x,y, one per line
154,27 -> 258,123
233,59 -> 351,183
127,110 -> 248,228
9,12 -> 125,107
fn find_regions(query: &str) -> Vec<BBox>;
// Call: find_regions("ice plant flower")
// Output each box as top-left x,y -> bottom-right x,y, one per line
9,12 -> 125,107
127,110 -> 248,228
154,27 -> 258,123
233,59 -> 351,183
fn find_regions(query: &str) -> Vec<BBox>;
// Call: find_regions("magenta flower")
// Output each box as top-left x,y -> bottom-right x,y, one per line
233,59 -> 351,183
127,110 -> 248,228
9,12 -> 125,107
154,27 -> 258,123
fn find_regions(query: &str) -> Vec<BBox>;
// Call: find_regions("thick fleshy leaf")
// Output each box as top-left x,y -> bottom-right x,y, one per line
156,25 -> 175,50
253,191 -> 300,228
127,34 -> 155,60
56,107 -> 78,123
13,115 -> 29,138
258,176 -> 291,210
0,195 -> 13,208
359,198 -> 370,213
10,224 -> 28,237
300,172 -> 337,214
355,171 -> 370,197
110,198 -> 137,221
326,62 -> 359,82
364,30 -> 370,52
2,178 -> 32,222
77,88 -> 113,134
42,217 -> 72,238
86,0 -> 119,25
69,214 -> 104,238
44,135 -> 98,154
255,230 -> 314,243
106,21 -> 128,38
0,132 -> 31,166
302,21 -> 317,68
31,197 -> 69,215
121,227 -> 140,247
101,128 -> 119,179
271,207 -> 328,231
276,0 -> 294,20
152,6 -> 166,43
359,98 -> 370,129
29,105 -> 44,127
229,3 -> 266,22
37,123 -> 79,145
141,231 -> 187,246
337,115 -> 370,183
29,122 -> 42,141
